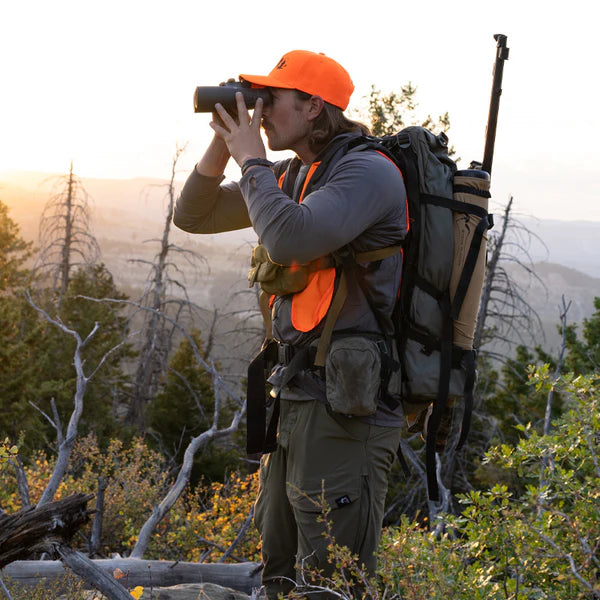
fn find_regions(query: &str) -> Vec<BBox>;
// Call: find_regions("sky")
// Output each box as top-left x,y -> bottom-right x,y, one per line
1,0 -> 599,223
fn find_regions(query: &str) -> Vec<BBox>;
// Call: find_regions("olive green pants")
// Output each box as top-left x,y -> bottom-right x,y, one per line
254,399 -> 401,599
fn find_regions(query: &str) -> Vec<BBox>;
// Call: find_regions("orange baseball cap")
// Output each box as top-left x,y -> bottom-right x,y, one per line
239,50 -> 354,110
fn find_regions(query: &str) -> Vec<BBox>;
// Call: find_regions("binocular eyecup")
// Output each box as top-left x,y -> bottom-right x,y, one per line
193,81 -> 271,113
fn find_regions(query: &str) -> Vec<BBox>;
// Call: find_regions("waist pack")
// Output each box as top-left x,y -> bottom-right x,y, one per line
246,127 -> 493,502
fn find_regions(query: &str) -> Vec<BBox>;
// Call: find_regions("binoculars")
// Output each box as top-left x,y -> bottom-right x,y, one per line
193,81 -> 271,113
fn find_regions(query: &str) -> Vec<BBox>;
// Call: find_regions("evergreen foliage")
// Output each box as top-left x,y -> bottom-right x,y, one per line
0,200 -> 32,290
564,297 -> 600,375
27,265 -> 132,445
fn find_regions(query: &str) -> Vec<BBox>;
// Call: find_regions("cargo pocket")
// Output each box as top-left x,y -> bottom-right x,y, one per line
325,337 -> 381,416
287,480 -> 362,515
287,476 -> 367,570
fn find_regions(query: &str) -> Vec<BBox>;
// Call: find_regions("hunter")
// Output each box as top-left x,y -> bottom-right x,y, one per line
173,49 -> 408,599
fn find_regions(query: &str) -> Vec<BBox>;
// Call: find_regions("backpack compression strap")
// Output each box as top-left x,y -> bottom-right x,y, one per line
313,245 -> 403,366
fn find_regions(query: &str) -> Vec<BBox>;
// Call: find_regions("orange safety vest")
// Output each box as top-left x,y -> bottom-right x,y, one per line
276,161 -> 337,332
275,152 -> 406,333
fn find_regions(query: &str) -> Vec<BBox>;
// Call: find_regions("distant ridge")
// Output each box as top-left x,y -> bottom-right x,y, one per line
2,168 -> 599,280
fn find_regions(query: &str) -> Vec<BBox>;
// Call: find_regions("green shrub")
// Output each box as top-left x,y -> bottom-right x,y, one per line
294,370 -> 600,599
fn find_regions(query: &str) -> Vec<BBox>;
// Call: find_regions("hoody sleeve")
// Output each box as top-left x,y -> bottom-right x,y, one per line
172,169 -> 252,233
173,159 -> 293,234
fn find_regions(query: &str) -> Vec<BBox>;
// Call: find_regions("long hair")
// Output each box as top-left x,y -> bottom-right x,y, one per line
295,91 -> 370,154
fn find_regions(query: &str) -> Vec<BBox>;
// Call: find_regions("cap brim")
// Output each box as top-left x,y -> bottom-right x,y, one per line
239,73 -> 296,90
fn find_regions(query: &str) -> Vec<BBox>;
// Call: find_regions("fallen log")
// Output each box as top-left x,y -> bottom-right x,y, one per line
0,493 -> 94,568
2,559 -> 263,594
56,582 -> 253,600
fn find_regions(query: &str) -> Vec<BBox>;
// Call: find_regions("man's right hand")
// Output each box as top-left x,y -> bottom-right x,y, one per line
210,92 -> 266,168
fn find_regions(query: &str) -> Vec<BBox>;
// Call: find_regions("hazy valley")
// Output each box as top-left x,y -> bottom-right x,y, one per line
2,169 -> 599,360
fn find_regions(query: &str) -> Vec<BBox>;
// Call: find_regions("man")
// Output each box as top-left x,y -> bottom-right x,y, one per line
174,50 -> 408,598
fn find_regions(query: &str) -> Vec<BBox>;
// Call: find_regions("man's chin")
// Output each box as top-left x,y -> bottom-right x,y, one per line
266,138 -> 282,152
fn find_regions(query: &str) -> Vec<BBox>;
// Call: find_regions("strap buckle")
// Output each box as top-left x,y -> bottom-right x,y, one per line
277,343 -> 294,365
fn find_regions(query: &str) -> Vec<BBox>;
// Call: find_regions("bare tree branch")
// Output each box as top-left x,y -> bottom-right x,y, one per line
130,402 -> 245,559
24,290 -> 125,507
218,505 -> 255,564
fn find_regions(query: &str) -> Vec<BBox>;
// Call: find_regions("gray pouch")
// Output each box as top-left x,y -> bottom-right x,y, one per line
325,337 -> 381,416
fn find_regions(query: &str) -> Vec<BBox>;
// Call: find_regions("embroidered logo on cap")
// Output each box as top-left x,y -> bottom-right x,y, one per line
276,58 -> 287,70
335,495 -> 352,507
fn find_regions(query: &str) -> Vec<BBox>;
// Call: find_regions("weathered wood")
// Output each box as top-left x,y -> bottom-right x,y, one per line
0,493 -> 94,568
136,582 -> 251,600
56,582 -> 253,600
2,559 -> 263,594
57,545 -> 132,600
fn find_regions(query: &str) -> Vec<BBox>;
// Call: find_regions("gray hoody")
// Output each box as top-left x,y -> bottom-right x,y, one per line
174,133 -> 408,425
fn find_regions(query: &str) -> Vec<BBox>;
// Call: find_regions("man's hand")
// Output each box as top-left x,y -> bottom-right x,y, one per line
210,92 -> 266,167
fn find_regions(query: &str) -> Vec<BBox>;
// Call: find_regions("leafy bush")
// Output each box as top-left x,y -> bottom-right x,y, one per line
0,434 -> 260,562
1,572 -> 87,600
294,370 -> 600,599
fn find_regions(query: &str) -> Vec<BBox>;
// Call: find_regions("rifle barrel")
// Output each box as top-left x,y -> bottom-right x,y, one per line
482,34 -> 510,175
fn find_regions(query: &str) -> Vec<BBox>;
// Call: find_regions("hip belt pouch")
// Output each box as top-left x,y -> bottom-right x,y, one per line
325,337 -> 381,416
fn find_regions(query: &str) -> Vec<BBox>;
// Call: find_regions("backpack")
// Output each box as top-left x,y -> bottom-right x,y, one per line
246,126 -> 493,502
366,126 -> 493,501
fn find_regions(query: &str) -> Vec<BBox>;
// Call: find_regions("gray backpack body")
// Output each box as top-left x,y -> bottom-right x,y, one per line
369,126 -> 492,500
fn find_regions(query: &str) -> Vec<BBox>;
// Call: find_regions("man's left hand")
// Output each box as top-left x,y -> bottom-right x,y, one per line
210,92 -> 266,167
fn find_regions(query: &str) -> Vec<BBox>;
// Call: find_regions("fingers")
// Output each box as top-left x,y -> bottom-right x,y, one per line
210,92 -> 263,156
209,119 -> 229,140
251,97 -> 263,128
214,102 -> 238,131
235,92 -> 251,125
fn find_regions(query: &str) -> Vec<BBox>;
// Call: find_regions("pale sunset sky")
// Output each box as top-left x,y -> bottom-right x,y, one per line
1,0 -> 598,222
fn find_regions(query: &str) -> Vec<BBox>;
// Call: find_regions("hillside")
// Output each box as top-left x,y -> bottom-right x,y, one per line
503,261 -> 600,354
2,169 -> 599,359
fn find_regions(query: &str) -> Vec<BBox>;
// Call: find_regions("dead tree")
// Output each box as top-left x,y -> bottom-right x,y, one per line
474,196 -> 546,354
81,296 -> 247,559
35,163 -> 100,302
25,290 -> 126,507
127,144 -> 210,431
0,493 -> 94,568
3,558 -> 261,593
0,494 -> 134,600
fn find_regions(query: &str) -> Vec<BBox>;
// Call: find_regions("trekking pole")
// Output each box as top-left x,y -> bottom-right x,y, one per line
481,34 -> 510,175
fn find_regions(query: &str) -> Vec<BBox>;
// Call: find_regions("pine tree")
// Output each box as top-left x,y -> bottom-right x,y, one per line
29,265 -> 133,444
564,297 -> 600,375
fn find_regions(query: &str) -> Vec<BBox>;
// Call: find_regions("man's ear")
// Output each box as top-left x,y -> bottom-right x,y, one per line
306,95 -> 325,121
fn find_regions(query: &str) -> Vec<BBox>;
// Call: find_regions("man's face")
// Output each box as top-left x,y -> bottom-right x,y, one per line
261,88 -> 312,153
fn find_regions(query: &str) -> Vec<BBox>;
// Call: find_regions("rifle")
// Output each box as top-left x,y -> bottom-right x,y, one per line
472,34 -> 510,175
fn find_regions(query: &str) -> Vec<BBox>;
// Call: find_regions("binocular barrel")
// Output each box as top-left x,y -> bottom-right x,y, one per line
193,82 -> 271,113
